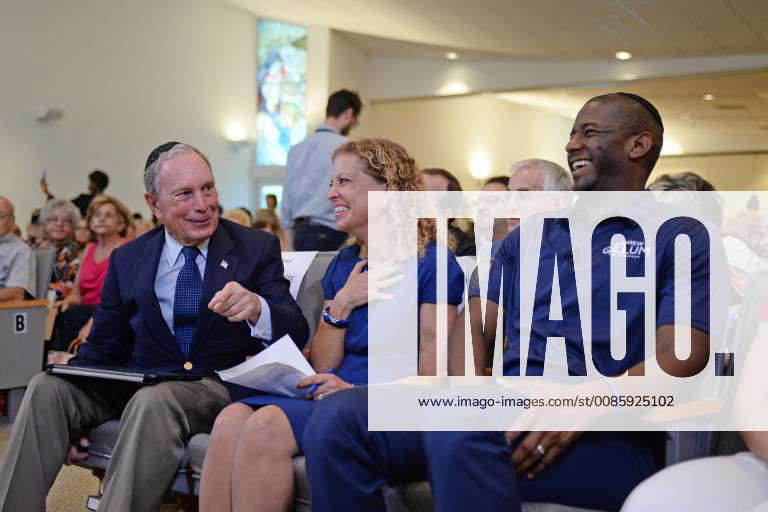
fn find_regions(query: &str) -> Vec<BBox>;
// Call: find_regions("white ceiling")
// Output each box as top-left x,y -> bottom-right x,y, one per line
226,0 -> 768,60
495,70 -> 768,154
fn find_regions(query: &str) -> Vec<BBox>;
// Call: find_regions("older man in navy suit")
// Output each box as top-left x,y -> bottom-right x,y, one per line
0,142 -> 308,512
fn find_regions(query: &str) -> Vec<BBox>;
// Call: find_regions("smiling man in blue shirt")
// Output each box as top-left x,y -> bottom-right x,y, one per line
302,93 -> 718,512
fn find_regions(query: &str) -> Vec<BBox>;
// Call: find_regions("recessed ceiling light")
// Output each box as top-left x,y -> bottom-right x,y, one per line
446,52 -> 458,60
661,140 -> 683,156
703,94 -> 716,101
614,51 -> 632,60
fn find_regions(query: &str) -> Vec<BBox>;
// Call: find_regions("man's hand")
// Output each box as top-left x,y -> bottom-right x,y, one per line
506,430 -> 583,479
64,437 -> 90,465
208,282 -> 261,324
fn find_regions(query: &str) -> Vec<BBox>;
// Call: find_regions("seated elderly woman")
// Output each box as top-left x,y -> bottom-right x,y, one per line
50,194 -> 130,351
199,138 -> 465,512
38,198 -> 84,300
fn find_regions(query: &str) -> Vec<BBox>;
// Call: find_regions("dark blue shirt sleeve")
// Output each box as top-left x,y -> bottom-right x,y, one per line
418,245 -> 465,305
656,218 -> 712,334
481,230 -> 517,308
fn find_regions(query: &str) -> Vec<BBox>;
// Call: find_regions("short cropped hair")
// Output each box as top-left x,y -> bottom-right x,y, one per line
326,89 -> 362,118
587,93 -> 664,173
143,143 -> 212,197
89,170 -> 109,192
484,176 -> 510,188
421,168 -> 462,191
648,172 -> 722,226
509,159 -> 573,191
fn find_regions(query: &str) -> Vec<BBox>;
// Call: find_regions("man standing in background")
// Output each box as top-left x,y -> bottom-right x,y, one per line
41,169 -> 110,217
281,89 -> 362,251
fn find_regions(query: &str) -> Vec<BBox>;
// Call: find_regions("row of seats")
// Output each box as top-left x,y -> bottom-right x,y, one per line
0,247 -> 55,419
66,255 -> 768,510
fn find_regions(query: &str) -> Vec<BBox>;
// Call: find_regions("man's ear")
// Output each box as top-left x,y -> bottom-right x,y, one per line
144,192 -> 161,220
628,132 -> 653,160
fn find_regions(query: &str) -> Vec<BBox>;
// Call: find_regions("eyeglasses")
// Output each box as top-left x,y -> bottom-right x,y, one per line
45,217 -> 73,225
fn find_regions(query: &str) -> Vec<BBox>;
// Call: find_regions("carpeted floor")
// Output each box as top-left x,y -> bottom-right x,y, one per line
0,422 -> 100,511
0,422 -> 182,511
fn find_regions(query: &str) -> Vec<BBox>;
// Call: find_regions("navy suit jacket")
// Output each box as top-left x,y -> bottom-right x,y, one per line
69,219 -> 309,377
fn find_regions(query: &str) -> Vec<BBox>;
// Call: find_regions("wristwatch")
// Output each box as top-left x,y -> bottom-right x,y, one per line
322,306 -> 351,328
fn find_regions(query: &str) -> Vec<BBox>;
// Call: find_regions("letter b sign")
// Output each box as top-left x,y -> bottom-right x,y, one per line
13,313 -> 27,334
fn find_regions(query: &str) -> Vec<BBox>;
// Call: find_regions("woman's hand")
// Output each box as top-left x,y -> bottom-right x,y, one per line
332,260 -> 404,318
331,260 -> 368,318
55,297 -> 74,313
297,373 -> 353,400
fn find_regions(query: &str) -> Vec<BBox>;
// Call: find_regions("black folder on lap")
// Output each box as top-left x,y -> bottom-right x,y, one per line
46,364 -> 202,384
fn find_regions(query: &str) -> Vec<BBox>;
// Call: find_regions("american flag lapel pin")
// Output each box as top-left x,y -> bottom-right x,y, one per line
220,259 -> 228,270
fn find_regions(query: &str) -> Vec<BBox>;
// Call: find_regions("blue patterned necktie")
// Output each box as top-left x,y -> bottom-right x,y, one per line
173,246 -> 202,357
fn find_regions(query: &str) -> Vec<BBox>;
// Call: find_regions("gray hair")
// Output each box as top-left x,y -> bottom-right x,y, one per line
648,172 -> 723,227
509,159 -> 573,191
39,198 -> 80,232
143,143 -> 212,196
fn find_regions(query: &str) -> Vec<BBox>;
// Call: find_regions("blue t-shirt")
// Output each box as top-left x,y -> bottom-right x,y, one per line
481,193 -> 717,377
321,243 -> 465,385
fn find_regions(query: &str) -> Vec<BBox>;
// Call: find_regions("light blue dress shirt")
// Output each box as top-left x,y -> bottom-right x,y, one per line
154,230 -> 272,341
280,124 -> 347,230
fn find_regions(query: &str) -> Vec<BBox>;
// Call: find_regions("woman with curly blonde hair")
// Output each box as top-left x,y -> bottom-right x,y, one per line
200,138 -> 465,512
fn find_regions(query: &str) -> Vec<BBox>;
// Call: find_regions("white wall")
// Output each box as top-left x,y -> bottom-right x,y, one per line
0,0 -> 259,228
329,31 -> 371,131
363,94 -> 572,188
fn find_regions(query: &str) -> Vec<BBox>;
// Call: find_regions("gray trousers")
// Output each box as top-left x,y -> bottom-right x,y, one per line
0,371 -> 230,512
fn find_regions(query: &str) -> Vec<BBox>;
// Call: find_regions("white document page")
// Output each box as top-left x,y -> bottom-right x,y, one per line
216,335 -> 316,398
281,251 -> 317,299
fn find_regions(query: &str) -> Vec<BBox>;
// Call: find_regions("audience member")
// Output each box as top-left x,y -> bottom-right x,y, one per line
265,193 -> 278,212
199,138 -> 464,512
253,208 -> 286,249
507,158 -> 573,232
222,208 -> 253,227
421,167 -> 462,192
25,208 -> 43,247
74,217 -> 92,245
281,89 -> 362,251
41,169 -> 110,217
481,175 -> 510,191
133,217 -> 154,238
49,194 -> 131,350
0,141 -> 308,512
450,158 -> 572,376
622,173 -> 765,512
38,198 -> 84,300
0,196 -> 35,301
421,167 -> 476,256
301,93 -> 713,512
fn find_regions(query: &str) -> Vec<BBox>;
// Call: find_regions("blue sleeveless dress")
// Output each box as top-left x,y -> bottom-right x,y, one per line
236,243 -> 464,451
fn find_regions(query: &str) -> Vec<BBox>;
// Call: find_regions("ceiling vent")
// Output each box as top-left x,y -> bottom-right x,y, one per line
714,104 -> 747,110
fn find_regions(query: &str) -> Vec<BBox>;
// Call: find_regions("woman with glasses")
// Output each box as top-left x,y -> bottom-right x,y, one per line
38,198 -> 84,300
50,195 -> 130,351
